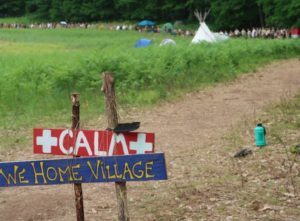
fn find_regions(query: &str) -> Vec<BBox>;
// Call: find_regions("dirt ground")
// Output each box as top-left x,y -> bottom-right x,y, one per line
0,59 -> 299,221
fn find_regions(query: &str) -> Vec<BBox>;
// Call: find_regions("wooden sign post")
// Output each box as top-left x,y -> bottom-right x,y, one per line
0,72 -> 168,220
71,93 -> 84,221
102,72 -> 129,221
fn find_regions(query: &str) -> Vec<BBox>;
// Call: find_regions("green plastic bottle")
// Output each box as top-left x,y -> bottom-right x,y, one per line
254,123 -> 267,147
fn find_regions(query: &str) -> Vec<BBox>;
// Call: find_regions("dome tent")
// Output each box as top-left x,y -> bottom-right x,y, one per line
160,38 -> 176,46
134,38 -> 152,48
161,23 -> 173,33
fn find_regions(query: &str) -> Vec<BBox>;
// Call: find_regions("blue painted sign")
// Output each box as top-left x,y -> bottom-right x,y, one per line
0,153 -> 167,187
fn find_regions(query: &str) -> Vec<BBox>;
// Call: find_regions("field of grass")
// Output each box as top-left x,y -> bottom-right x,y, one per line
0,16 -> 39,24
0,28 -> 299,128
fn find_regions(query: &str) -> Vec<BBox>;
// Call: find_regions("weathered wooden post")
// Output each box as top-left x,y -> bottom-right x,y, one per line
101,72 -> 130,221
71,93 -> 85,221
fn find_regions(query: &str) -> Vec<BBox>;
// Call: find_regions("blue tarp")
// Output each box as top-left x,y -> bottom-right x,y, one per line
134,38 -> 152,48
138,20 -> 155,27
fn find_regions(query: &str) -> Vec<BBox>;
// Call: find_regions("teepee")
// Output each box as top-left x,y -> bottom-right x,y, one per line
192,9 -> 217,44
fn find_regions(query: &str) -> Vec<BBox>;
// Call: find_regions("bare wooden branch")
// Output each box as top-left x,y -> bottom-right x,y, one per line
101,72 -> 119,129
194,8 -> 211,22
102,72 -> 130,221
71,93 -> 85,221
194,10 -> 202,22
204,8 -> 211,21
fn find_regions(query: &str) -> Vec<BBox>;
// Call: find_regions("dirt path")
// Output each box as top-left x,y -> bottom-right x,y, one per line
0,59 -> 299,221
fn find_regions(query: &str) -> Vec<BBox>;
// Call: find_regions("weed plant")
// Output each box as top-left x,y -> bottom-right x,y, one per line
0,29 -> 299,127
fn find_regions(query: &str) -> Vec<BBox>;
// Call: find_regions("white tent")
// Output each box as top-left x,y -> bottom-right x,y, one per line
192,9 -> 228,44
160,38 -> 176,46
192,22 -> 216,43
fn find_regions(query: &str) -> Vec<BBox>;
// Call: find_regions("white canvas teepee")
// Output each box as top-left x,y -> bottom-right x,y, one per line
192,10 -> 217,44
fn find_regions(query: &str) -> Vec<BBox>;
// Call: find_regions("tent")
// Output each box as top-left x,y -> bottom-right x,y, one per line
135,38 -> 152,48
192,10 -> 229,43
161,23 -> 173,33
214,33 -> 229,41
138,20 -> 155,27
291,27 -> 300,38
192,22 -> 217,43
192,10 -> 216,43
160,38 -> 176,46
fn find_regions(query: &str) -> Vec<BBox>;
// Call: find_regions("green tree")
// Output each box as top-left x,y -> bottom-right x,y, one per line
81,0 -> 115,21
49,0 -> 64,21
115,0 -> 144,20
185,0 -> 211,21
211,0 -> 260,30
0,0 -> 25,17
60,0 -> 84,22
26,0 -> 52,20
160,0 -> 187,20
258,0 -> 300,27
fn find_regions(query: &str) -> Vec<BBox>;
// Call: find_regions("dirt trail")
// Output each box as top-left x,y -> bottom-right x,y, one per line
0,59 -> 299,221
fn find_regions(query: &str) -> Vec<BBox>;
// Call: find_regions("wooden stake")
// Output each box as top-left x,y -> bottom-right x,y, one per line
101,72 -> 130,221
71,93 -> 85,221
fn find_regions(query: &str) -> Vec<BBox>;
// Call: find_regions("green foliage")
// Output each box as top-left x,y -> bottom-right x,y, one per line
258,0 -> 300,28
0,16 -> 37,24
290,145 -> 300,154
0,0 -> 25,17
267,93 -> 300,151
27,0 -> 52,20
211,0 -> 261,30
0,29 -> 299,127
1,0 -> 299,29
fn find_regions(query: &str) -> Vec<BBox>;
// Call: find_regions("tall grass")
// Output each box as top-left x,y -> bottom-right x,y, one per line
0,29 -> 299,127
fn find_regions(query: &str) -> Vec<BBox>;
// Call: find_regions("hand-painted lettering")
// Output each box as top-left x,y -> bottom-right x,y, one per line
132,161 -> 144,178
0,153 -> 167,187
106,165 -> 116,179
18,168 -> 29,184
123,162 -> 134,179
87,160 -> 100,179
59,129 -> 74,154
58,166 -> 73,182
46,167 -> 58,181
74,131 -> 92,156
71,164 -> 82,181
108,133 -> 129,156
31,162 -> 47,184
113,164 -> 123,179
0,166 -> 18,185
34,128 -> 155,157
94,132 -> 107,156
145,161 -> 155,178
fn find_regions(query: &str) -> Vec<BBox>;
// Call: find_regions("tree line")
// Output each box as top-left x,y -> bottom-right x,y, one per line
0,0 -> 299,30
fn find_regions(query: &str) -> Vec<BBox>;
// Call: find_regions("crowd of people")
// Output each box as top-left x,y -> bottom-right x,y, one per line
222,28 -> 291,39
133,25 -> 195,37
0,22 -> 93,29
117,24 -> 294,39
0,22 -> 294,39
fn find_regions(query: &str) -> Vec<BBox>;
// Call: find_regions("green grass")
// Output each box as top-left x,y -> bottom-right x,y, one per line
0,28 -> 299,128
0,16 -> 39,24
